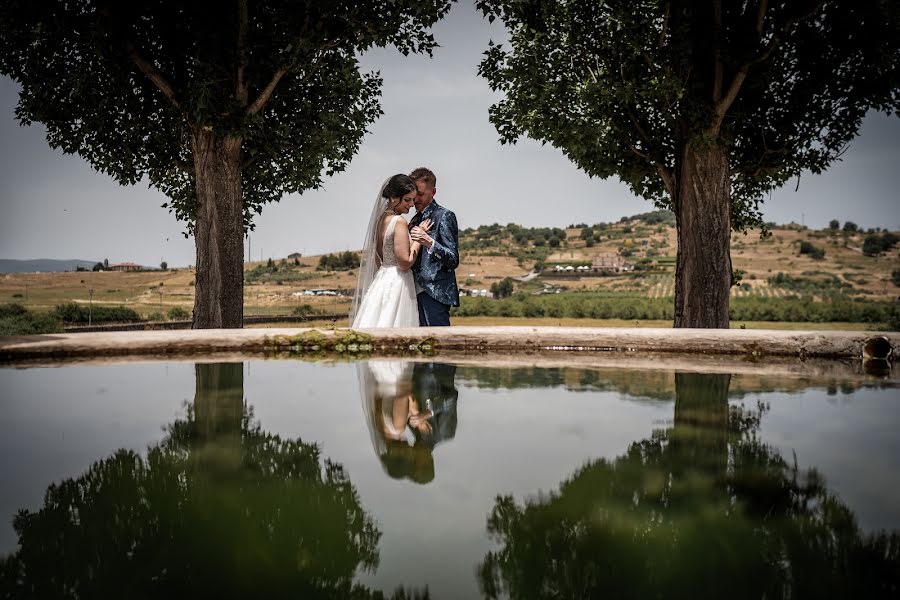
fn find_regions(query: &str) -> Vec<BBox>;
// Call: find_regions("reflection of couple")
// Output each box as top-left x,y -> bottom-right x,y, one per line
351,168 -> 460,328
358,360 -> 458,484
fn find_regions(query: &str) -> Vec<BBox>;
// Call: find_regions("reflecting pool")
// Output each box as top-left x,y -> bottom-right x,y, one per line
1,359 -> 898,598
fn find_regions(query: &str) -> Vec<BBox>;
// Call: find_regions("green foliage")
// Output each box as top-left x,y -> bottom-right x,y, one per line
829,219 -> 841,230
490,278 -> 515,299
625,210 -> 676,226
887,302 -> 900,331
0,1 -> 452,232
767,272 -> 854,297
317,251 -> 359,271
160,261 -> 168,271
54,303 -> 142,324
799,241 -> 826,260
292,303 -> 321,316
452,292 -> 892,323
0,303 -> 63,335
843,221 -> 859,233
476,1 -> 900,232
862,232 -> 899,256
167,306 -> 190,320
892,269 -> 900,287
245,262 -> 317,284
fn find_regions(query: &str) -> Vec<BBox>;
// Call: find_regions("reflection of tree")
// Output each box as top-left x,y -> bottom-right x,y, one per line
1,363 -> 426,599
457,364 -> 896,401
479,373 -> 900,599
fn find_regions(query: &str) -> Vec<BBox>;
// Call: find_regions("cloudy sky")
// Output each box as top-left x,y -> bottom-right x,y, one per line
1,2 -> 898,268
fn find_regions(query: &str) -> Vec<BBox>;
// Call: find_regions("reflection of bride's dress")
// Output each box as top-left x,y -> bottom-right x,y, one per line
359,360 -> 416,453
352,215 -> 418,328
358,360 -> 437,484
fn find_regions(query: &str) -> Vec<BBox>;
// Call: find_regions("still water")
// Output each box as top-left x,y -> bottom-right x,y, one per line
1,359 -> 898,598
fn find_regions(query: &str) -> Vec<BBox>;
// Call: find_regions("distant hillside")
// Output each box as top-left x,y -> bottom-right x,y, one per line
0,259 -> 98,273
456,210 -> 899,301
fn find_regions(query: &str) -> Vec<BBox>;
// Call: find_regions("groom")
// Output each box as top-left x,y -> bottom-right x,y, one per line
408,167 -> 460,326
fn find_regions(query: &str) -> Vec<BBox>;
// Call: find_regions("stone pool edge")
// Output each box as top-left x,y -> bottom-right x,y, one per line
1,326 -> 896,363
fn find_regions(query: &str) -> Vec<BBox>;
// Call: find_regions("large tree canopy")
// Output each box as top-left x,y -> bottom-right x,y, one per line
0,0 -> 451,327
0,0 -> 449,227
477,0 -> 900,327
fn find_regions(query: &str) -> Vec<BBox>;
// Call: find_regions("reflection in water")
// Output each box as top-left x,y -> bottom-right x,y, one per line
0,363 -> 426,599
358,361 -> 458,484
479,373 -> 900,599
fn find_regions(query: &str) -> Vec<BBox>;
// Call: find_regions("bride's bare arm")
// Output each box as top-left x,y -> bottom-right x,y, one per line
393,218 -> 431,271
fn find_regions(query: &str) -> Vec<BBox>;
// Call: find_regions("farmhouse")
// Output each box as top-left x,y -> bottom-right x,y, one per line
107,262 -> 144,272
591,254 -> 634,273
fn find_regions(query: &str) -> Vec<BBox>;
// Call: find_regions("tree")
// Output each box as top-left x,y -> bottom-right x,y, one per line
828,219 -> 840,230
478,374 -> 900,599
0,363 -> 425,599
491,277 -> 515,299
477,0 -> 900,328
863,234 -> 884,256
0,1 -> 451,328
844,221 -> 860,234
160,260 -> 168,271
92,262 -> 104,271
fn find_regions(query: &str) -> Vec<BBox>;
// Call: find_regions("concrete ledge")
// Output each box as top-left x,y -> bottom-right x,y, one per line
1,326 -> 896,364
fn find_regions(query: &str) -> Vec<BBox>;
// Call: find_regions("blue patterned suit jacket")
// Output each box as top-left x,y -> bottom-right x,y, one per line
409,200 -> 460,307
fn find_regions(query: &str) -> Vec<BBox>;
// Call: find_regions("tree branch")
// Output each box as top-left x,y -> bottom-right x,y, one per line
623,106 -> 675,198
656,163 -> 676,199
245,67 -> 288,116
711,0 -> 824,132
236,0 -> 249,106
659,2 -> 670,48
754,0 -> 768,35
712,0 -> 723,103
126,41 -> 185,115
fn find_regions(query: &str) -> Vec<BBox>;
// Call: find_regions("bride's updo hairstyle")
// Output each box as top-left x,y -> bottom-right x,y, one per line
381,174 -> 416,208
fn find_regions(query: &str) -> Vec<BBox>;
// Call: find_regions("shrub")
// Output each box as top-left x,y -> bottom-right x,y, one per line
798,241 -> 825,259
54,303 -> 142,324
491,278 -> 515,299
0,304 -> 63,335
292,304 -> 321,316
843,221 -> 858,233
893,269 -> 900,287
167,306 -> 191,320
886,302 -> 900,331
317,251 -> 359,271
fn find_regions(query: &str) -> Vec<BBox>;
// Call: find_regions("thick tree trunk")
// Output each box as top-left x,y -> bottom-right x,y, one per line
671,372 -> 731,476
673,142 -> 732,328
192,130 -> 244,328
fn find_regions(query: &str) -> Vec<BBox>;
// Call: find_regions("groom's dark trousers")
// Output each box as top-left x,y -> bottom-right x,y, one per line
410,199 -> 460,327
418,292 -> 451,327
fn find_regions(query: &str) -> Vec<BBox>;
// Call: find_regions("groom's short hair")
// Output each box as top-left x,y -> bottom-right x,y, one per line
409,167 -> 436,188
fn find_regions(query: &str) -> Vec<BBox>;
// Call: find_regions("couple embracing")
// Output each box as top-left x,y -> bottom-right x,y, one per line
351,168 -> 459,329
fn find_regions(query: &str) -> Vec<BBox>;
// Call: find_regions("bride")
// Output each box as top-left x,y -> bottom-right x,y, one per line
351,174 -> 431,328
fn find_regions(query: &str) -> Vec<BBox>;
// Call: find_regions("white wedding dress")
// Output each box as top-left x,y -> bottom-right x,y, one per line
352,215 -> 419,328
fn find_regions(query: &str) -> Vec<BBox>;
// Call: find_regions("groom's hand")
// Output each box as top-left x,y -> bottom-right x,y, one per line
411,226 -> 433,249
